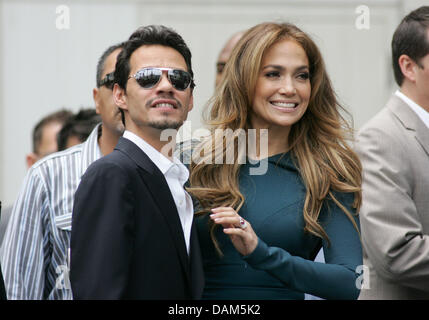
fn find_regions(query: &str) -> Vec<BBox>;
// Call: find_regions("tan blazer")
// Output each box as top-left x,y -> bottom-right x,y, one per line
356,94 -> 429,299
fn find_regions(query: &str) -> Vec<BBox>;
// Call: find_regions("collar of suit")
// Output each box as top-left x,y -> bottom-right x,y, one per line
389,93 -> 429,158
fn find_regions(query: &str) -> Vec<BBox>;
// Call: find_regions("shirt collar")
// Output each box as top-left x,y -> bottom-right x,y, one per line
123,130 -> 189,182
80,123 -> 103,174
395,90 -> 429,129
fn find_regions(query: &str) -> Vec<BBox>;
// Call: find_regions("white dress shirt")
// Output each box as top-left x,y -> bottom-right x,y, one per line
395,90 -> 429,129
123,130 -> 194,254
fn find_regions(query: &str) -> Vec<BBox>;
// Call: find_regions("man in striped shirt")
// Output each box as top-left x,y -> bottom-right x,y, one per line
0,42 -> 125,299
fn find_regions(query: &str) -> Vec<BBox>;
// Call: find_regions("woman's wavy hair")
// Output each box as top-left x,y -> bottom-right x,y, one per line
188,22 -> 362,253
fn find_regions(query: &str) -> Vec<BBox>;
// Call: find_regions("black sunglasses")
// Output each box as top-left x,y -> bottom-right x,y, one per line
99,72 -> 115,90
128,67 -> 194,91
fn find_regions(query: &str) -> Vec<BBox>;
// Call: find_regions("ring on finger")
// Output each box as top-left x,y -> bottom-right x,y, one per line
239,217 -> 247,229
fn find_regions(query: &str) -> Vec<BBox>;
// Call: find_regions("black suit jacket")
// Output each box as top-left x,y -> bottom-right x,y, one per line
70,137 -> 204,299
0,266 -> 5,300
0,202 -> 6,300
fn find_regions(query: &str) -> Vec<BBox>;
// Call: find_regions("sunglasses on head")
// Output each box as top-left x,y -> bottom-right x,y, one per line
99,72 -> 115,90
128,67 -> 194,91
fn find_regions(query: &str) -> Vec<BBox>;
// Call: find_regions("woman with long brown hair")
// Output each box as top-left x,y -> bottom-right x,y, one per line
188,22 -> 362,299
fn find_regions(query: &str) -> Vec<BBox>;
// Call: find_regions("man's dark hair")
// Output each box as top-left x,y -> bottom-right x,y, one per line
114,25 -> 195,92
392,6 -> 429,86
96,42 -> 126,88
32,109 -> 73,154
57,108 -> 101,151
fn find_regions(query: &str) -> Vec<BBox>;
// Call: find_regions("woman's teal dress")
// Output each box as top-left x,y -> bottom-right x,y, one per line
195,152 -> 362,300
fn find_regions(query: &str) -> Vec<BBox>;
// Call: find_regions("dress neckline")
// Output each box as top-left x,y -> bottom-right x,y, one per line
247,151 -> 290,162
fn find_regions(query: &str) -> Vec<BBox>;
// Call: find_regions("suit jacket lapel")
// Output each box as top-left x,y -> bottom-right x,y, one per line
389,95 -> 429,157
415,125 -> 429,157
114,138 -> 191,283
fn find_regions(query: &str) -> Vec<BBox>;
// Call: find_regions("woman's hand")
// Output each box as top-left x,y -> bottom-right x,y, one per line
210,207 -> 258,256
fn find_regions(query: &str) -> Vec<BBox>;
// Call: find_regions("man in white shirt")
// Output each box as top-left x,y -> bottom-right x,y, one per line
356,6 -> 429,299
1,42 -> 125,299
0,109 -> 73,246
70,25 -> 204,299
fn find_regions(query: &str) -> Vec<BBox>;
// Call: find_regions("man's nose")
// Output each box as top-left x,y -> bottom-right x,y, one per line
155,72 -> 174,92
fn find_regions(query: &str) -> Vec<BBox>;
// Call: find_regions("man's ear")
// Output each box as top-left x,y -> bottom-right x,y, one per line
188,91 -> 194,112
399,54 -> 418,83
26,153 -> 38,169
113,84 -> 128,110
93,88 -> 101,114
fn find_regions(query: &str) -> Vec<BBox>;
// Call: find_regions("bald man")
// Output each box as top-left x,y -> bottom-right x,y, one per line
215,31 -> 244,88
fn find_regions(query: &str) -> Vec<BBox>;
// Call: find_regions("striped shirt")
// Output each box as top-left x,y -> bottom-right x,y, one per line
0,124 -> 102,299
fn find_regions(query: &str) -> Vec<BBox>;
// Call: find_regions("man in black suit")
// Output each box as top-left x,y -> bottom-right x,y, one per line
70,25 -> 204,299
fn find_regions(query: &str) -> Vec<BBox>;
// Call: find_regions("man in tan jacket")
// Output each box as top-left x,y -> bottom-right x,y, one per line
356,6 -> 429,299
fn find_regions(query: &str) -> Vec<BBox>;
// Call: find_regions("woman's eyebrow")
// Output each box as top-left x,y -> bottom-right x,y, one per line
262,64 -> 309,71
